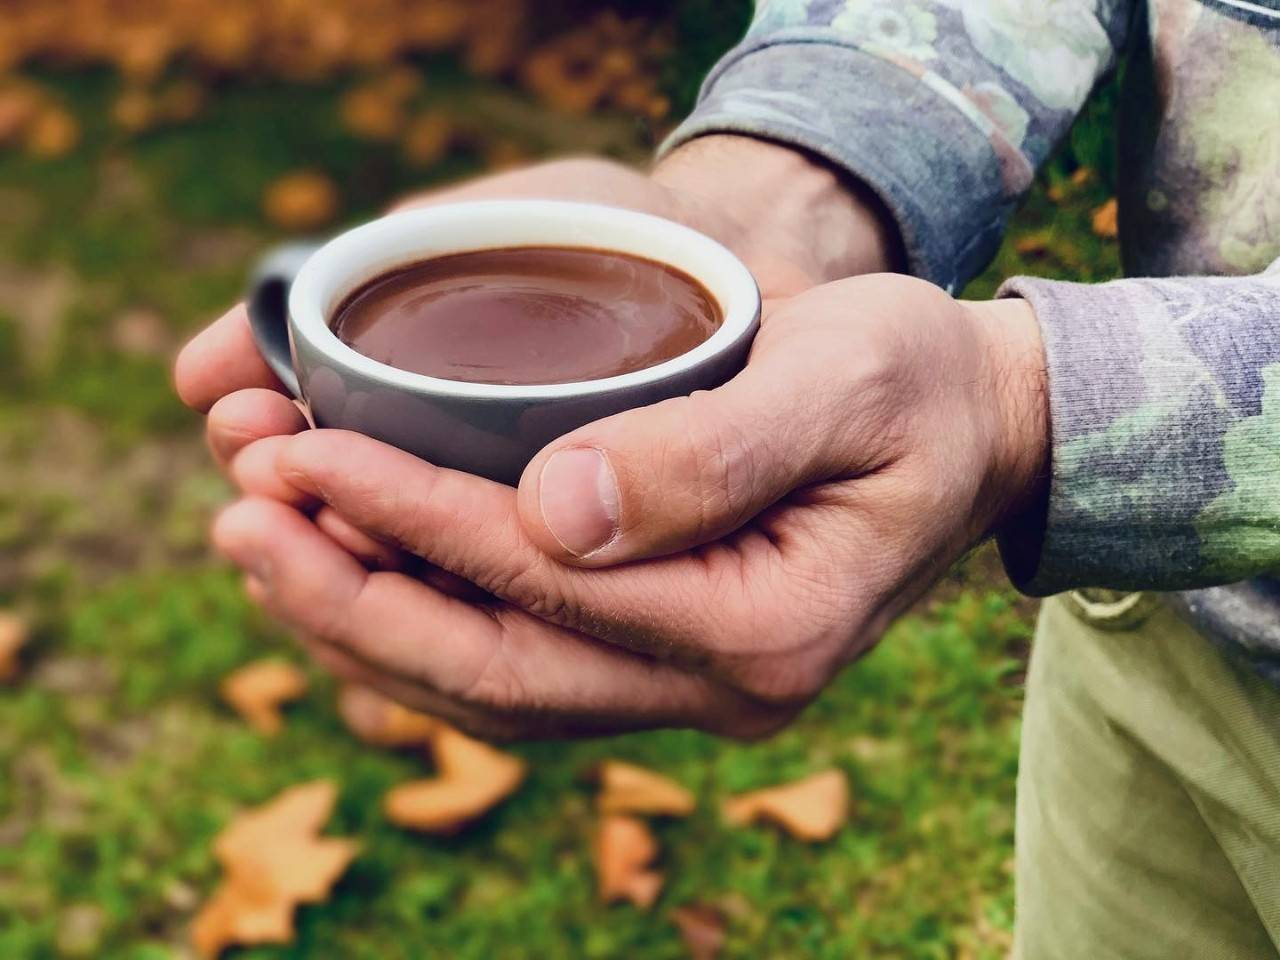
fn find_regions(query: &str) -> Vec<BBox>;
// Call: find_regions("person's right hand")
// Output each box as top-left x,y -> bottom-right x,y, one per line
175,136 -> 903,562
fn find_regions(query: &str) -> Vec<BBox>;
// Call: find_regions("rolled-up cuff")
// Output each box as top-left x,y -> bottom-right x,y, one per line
993,272 -> 1280,595
660,35 -> 1011,294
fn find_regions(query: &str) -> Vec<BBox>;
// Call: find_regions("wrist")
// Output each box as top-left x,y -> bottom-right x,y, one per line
653,135 -> 904,294
962,296 -> 1050,533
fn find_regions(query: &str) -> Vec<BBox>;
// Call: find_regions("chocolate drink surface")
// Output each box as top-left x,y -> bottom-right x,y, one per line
331,247 -> 722,385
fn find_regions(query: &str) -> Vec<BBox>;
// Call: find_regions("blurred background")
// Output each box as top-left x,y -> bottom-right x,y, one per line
0,2 -> 1123,957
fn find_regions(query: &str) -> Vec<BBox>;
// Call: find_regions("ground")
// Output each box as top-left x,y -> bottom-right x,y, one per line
0,48 -> 1121,960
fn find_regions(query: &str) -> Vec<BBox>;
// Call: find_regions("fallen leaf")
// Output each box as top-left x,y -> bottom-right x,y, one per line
384,725 -> 525,833
0,611 -> 29,682
339,83 -> 405,140
337,683 -> 439,747
595,760 -> 695,817
401,110 -> 455,167
595,815 -> 663,909
1013,230 -> 1052,256
671,903 -> 727,960
220,660 -> 307,735
1091,197 -> 1119,239
723,769 -> 849,842
1070,166 -> 1096,187
191,883 -> 293,959
112,87 -> 157,132
24,105 -> 79,158
262,170 -> 339,232
193,780 -> 359,959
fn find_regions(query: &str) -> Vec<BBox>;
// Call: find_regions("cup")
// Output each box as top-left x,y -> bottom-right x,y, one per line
247,200 -> 761,485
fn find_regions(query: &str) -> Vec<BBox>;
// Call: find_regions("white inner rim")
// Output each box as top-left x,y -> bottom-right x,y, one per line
288,200 -> 761,400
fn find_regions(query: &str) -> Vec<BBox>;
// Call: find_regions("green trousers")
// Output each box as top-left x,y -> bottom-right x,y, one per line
1016,595 -> 1280,958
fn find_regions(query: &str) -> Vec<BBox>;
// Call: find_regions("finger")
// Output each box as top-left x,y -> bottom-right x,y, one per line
213,496 -> 762,735
207,388 -> 309,467
175,304 -> 288,413
270,429 -> 840,692
515,332 -> 874,566
231,436 -> 319,508
296,636 -> 519,739
313,508 -> 491,599
314,507 -> 405,570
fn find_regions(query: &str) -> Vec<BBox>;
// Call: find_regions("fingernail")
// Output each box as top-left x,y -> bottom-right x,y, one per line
538,448 -> 620,557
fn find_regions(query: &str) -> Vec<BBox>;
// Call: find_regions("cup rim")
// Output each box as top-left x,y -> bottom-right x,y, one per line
287,200 -> 761,401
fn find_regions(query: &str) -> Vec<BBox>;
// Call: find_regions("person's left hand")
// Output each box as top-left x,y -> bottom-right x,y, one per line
211,273 -> 1047,740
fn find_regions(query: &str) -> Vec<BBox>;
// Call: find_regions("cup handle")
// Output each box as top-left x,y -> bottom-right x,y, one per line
246,243 -> 322,398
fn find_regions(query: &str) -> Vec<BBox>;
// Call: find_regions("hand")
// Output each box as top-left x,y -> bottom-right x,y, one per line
211,275 -> 1047,740
176,136 -> 904,567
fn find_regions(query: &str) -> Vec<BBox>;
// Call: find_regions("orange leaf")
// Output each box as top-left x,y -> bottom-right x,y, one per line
595,815 -> 663,909
337,683 -> 439,748
220,660 -> 308,735
339,84 -> 405,141
723,769 -> 849,842
383,725 -> 525,833
1013,230 -> 1052,256
23,105 -> 78,158
262,170 -> 339,232
1070,166 -> 1096,187
672,903 -> 728,960
595,760 -> 695,817
1091,198 -> 1119,239
401,110 -> 455,167
191,882 -> 294,959
194,780 -> 359,959
0,611 -> 29,682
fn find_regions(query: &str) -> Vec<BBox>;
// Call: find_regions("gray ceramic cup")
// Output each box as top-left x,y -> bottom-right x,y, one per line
247,200 -> 761,485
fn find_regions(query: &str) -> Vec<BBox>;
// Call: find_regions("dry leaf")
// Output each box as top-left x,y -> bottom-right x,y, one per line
401,111 -> 455,167
595,760 -> 695,817
24,105 -> 78,158
595,815 -> 663,909
672,903 -> 728,960
1070,166 -> 1096,187
339,84 -> 404,140
263,171 -> 339,232
1091,197 -> 1119,239
337,683 -> 439,747
1013,230 -> 1052,256
723,769 -> 849,842
193,780 -> 359,959
220,660 -> 307,735
0,611 -> 29,682
112,87 -> 157,132
384,725 -> 525,833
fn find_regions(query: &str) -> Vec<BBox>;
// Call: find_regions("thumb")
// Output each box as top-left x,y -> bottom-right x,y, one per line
517,366 -> 849,567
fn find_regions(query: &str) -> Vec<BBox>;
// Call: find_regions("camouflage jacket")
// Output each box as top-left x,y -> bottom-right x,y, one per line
665,0 -> 1280,678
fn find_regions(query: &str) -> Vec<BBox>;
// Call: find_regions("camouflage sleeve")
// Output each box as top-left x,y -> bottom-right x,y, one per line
997,259 -> 1280,594
660,0 -> 1134,293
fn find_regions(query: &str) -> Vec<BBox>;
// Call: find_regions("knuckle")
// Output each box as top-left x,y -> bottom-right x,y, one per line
482,564 -> 575,628
678,398 -> 760,536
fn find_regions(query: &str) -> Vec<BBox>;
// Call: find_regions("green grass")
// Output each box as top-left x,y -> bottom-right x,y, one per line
0,16 -> 1120,956
1,571 -> 1026,959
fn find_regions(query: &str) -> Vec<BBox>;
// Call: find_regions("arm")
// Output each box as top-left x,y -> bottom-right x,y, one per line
998,260 -> 1280,593
664,0 -> 1134,292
